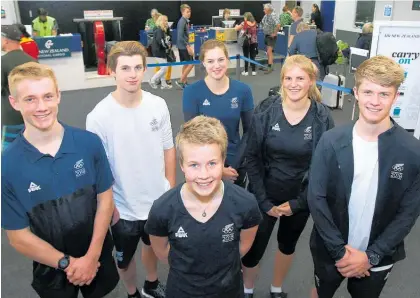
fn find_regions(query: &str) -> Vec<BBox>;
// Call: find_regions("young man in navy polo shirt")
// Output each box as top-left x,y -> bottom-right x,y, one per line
1,62 -> 119,298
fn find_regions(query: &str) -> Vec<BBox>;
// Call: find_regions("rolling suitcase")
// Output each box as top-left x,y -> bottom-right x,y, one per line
321,73 -> 345,109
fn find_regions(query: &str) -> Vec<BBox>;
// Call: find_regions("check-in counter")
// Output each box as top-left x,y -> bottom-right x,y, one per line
257,28 -> 289,57
208,27 -> 238,42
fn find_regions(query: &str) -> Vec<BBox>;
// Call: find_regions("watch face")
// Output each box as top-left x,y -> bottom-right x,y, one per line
369,254 -> 380,265
59,257 -> 69,269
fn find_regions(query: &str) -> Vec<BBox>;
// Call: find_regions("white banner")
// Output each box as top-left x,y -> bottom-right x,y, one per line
370,21 -> 420,130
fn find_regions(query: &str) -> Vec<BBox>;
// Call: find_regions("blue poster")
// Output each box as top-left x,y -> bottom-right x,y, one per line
37,36 -> 72,59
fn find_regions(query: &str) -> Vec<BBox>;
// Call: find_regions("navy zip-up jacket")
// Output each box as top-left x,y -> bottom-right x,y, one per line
308,121 -> 420,265
245,96 -> 334,213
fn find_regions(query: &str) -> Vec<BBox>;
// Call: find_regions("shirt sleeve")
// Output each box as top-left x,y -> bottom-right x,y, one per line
182,85 -> 199,122
241,85 -> 254,112
289,35 -> 298,54
290,22 -> 297,35
145,201 -> 169,236
1,176 -> 29,230
86,113 -> 109,159
92,134 -> 114,194
160,100 -> 174,150
52,20 -> 59,31
242,195 -> 262,229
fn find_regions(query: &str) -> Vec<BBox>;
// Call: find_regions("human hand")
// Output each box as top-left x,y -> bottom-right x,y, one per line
223,167 -> 239,182
335,245 -> 372,278
271,33 -> 277,37
267,206 -> 280,218
65,256 -> 101,286
277,201 -> 293,216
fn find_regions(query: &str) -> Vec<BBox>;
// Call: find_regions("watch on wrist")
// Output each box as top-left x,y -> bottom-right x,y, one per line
366,250 -> 380,266
57,254 -> 70,271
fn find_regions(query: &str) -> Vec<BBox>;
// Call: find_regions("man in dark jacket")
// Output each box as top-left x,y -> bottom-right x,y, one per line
308,55 -> 420,298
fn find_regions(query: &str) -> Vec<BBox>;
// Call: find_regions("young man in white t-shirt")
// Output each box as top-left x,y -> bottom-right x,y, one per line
86,41 -> 176,298
307,55 -> 420,298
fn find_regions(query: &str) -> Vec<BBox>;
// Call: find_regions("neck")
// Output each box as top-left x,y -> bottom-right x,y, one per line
355,116 -> 392,141
113,88 -> 142,108
283,97 -> 311,112
24,120 -> 63,147
5,44 -> 21,52
185,181 -> 223,203
205,75 -> 229,92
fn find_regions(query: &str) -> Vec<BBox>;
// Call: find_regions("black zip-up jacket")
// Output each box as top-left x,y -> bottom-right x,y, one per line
308,121 -> 420,265
152,27 -> 171,59
245,96 -> 334,213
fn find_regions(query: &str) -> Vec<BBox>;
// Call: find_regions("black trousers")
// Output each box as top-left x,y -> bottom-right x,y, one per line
242,43 -> 257,72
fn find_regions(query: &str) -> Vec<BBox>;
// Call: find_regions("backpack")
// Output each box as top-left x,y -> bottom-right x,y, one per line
316,31 -> 339,66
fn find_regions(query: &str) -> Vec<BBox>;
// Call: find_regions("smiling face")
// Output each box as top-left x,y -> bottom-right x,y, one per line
181,142 -> 224,200
354,79 -> 398,125
203,47 -> 228,81
282,65 -> 313,103
112,55 -> 145,93
9,77 -> 60,132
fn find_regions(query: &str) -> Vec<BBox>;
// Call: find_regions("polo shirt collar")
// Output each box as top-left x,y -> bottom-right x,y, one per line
21,123 -> 77,163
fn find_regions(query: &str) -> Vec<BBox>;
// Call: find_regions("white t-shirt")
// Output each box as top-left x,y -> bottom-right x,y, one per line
348,126 -> 379,251
86,91 -> 174,220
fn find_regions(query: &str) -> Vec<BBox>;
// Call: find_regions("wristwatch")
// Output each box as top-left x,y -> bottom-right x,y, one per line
366,250 -> 380,266
57,254 -> 70,271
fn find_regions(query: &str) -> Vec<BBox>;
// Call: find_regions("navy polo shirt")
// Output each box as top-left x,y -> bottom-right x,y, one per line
1,124 -> 114,232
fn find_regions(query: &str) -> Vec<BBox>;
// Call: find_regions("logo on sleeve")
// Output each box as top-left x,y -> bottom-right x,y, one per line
222,223 -> 234,243
304,126 -> 312,140
28,182 -> 41,193
175,226 -> 188,238
390,163 -> 404,180
203,99 -> 211,106
74,159 -> 86,178
231,97 -> 239,109
272,123 -> 281,131
150,118 -> 159,132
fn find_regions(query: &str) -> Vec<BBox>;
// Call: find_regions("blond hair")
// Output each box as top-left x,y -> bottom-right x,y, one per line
8,62 -> 58,97
107,41 -> 148,72
223,8 -> 230,18
280,55 -> 321,102
176,116 -> 228,163
156,15 -> 168,30
362,22 -> 373,34
244,12 -> 255,22
297,22 -> 310,33
293,6 -> 303,17
199,39 -> 229,62
355,55 -> 405,90
180,4 -> 191,13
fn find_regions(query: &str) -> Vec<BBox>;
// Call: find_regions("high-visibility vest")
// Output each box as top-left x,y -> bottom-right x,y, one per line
32,16 -> 56,37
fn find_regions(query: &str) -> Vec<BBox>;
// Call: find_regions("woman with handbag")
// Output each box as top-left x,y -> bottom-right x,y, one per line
235,12 -> 258,76
149,15 -> 174,90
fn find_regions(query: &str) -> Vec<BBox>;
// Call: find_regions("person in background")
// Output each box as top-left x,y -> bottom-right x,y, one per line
145,9 -> 160,31
176,4 -> 194,89
288,6 -> 303,47
261,3 -> 280,74
310,4 -> 323,31
279,5 -> 293,28
149,15 -> 173,90
356,23 -> 373,53
1,24 -> 36,151
32,8 -> 58,37
308,56 -> 420,298
17,24 -> 39,60
183,40 -> 254,187
242,55 -> 334,298
145,115 -> 262,298
223,8 -> 231,22
235,12 -> 258,76
2,61 -> 119,298
289,23 -> 326,80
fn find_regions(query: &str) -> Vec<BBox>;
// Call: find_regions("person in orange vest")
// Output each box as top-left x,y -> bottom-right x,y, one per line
17,24 -> 39,60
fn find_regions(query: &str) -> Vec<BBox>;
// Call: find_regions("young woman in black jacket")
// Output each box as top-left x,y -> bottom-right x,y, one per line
241,55 -> 334,298
149,15 -> 174,90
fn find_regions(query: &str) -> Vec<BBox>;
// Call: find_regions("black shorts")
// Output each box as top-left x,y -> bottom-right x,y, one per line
111,219 -> 151,269
32,233 -> 119,298
179,49 -> 193,62
264,35 -> 277,48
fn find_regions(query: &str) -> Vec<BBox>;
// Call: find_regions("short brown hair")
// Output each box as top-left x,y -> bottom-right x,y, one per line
223,8 -> 230,17
199,39 -> 229,62
293,6 -> 303,17
282,5 -> 289,12
8,62 -> 58,97
355,55 -> 405,90
180,4 -> 191,13
107,41 -> 148,72
244,12 -> 255,23
176,116 -> 228,163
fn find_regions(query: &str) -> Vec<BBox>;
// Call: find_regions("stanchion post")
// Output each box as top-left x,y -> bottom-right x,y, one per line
236,54 -> 241,81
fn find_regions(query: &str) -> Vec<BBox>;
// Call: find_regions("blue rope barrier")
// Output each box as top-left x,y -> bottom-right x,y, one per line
238,55 -> 267,69
316,81 -> 353,94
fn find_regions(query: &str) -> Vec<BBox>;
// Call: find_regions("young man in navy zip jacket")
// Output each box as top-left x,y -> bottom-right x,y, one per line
307,55 -> 420,298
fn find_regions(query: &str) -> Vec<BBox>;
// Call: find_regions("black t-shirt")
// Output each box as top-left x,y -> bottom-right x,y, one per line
264,101 -> 315,197
311,11 -> 323,30
1,50 -> 36,127
145,182 -> 262,298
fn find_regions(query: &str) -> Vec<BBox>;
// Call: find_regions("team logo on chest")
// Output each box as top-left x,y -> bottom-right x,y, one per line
150,118 -> 159,132
231,97 -> 239,109
304,126 -> 312,140
74,159 -> 86,178
28,182 -> 41,193
222,223 -> 234,243
175,226 -> 188,238
390,163 -> 404,180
